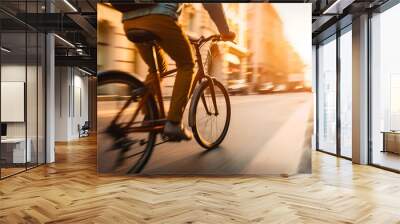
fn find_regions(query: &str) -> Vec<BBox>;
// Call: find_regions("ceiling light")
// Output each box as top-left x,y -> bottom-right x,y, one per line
78,67 -> 93,76
54,34 -> 75,48
1,47 -> 11,53
63,0 -> 78,12
322,0 -> 355,15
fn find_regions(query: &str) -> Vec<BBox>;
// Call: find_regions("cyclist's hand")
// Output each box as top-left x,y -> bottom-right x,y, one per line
221,31 -> 236,42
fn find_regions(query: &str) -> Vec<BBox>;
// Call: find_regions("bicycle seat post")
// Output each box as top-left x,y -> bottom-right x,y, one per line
125,29 -> 161,75
148,41 -> 166,118
150,41 -> 160,74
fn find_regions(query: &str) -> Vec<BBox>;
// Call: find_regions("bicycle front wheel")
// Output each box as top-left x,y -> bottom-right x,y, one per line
191,80 -> 231,149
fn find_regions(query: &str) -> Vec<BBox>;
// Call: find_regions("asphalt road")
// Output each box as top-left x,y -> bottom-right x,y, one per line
98,92 -> 313,175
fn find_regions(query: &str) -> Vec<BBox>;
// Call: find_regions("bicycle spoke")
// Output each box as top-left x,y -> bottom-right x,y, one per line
207,118 -> 212,142
211,114 -> 214,141
198,114 -> 208,120
215,115 -> 219,136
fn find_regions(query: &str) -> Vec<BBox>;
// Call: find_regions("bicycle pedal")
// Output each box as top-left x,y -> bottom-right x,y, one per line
161,134 -> 169,141
162,134 -> 182,142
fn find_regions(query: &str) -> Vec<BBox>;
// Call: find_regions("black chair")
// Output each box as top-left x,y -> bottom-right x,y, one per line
79,121 -> 90,138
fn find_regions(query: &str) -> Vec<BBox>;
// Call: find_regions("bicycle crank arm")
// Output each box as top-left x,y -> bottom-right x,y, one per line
136,137 -> 169,147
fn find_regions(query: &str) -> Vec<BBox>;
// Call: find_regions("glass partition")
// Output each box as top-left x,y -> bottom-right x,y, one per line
371,3 -> 400,171
339,28 -> 352,158
27,30 -> 38,169
1,29 -> 28,178
317,36 -> 337,154
38,32 -> 45,165
0,1 -> 46,179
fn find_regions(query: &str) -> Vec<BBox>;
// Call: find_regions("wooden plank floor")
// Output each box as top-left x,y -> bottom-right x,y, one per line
1,136 -> 400,224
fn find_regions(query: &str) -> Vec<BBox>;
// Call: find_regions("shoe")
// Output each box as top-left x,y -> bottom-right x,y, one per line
163,121 -> 192,142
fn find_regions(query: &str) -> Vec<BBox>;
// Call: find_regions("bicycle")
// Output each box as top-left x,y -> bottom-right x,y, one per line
97,29 -> 231,174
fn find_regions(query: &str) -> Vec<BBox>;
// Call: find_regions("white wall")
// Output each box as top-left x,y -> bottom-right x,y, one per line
1,65 -> 36,138
55,67 -> 89,141
1,65 -> 26,142
1,63 -> 46,164
71,73 -> 89,138
55,66 -> 69,141
1,82 -> 25,122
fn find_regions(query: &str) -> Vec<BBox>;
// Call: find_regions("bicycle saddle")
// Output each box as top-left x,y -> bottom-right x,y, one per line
126,29 -> 160,43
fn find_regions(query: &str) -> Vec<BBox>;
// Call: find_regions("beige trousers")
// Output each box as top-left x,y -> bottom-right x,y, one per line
124,14 -> 195,123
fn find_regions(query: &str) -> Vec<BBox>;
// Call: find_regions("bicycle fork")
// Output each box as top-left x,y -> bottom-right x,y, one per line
202,76 -> 219,116
194,48 -> 219,116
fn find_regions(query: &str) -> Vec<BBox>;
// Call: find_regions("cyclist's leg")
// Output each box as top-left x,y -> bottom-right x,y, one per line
158,31 -> 194,123
128,44 -> 165,118
124,15 -> 195,123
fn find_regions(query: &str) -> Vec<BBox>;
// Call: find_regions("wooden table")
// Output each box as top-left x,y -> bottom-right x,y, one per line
1,138 -> 31,165
381,131 -> 400,154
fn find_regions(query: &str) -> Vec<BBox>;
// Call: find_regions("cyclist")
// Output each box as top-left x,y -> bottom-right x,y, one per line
122,3 -> 236,141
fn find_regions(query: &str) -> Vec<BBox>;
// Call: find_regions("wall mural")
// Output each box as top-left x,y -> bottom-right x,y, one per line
97,3 -> 313,175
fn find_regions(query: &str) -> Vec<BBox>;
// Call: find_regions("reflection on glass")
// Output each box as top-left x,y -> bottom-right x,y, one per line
318,37 -> 337,154
340,29 -> 352,158
0,1 -> 46,178
371,3 -> 400,171
390,75 -> 400,130
38,32 -> 46,165
27,31 -> 38,169
1,31 -> 27,177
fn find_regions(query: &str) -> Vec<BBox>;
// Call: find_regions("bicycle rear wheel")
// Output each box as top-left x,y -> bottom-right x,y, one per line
191,80 -> 231,149
97,71 -> 158,174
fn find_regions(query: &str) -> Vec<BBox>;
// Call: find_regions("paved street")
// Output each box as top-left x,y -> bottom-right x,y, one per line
98,92 -> 313,175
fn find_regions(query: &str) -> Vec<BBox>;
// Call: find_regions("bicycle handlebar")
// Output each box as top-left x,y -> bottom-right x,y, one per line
191,34 -> 236,46
200,34 -> 221,44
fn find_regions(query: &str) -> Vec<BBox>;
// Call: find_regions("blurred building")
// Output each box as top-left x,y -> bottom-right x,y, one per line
179,3 -> 249,86
97,3 -> 147,80
246,4 -> 306,89
97,3 -> 250,95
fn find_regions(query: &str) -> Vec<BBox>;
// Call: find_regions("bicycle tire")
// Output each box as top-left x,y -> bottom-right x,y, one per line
98,71 -> 158,174
190,80 -> 231,149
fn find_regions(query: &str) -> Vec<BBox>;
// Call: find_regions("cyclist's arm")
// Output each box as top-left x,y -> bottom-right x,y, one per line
202,3 -> 230,35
